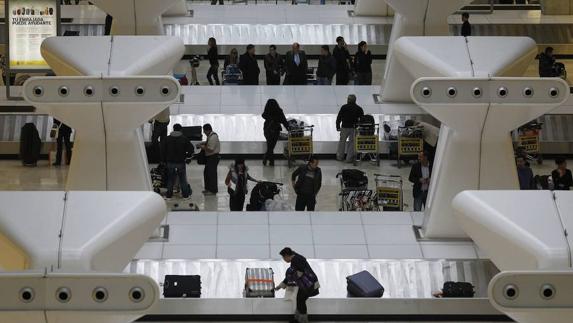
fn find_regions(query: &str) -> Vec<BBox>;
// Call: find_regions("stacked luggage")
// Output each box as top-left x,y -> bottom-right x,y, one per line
150,163 -> 167,194
20,123 -> 42,167
357,114 -> 375,136
287,119 -> 306,138
244,268 -> 275,298
246,181 -> 282,211
339,169 -> 368,190
400,125 -> 424,138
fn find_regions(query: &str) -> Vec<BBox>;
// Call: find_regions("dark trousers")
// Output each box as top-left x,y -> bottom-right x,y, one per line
296,287 -> 319,315
207,65 -> 220,85
55,132 -> 72,165
204,155 -> 219,193
413,190 -> 428,211
356,72 -> 372,85
295,194 -> 316,211
211,0 -> 223,4
264,132 -> 279,163
266,71 -> 281,85
166,163 -> 191,198
229,193 -> 246,211
336,71 -> 349,85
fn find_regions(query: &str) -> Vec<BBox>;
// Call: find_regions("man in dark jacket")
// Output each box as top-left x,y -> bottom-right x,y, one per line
161,123 -> 193,199
336,95 -> 364,162
264,45 -> 284,85
333,36 -> 352,85
291,156 -> 322,211
316,45 -> 336,85
552,157 -> 573,190
53,119 -> 72,166
461,12 -> 471,37
275,247 -> 319,323
284,42 -> 308,85
539,47 -> 556,77
409,151 -> 432,211
238,44 -> 260,85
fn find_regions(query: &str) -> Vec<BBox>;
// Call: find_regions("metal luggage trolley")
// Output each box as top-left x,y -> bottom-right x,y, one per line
374,174 -> 404,211
354,122 -> 380,166
336,173 -> 379,212
285,125 -> 314,168
516,121 -> 543,165
397,126 -> 424,168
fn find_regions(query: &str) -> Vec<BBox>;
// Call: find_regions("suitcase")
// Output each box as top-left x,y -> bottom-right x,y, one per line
20,123 -> 42,166
357,115 -> 375,136
181,126 -> 203,141
340,169 -> 368,189
163,275 -> 201,298
346,270 -> 384,298
244,268 -> 275,298
442,281 -> 475,298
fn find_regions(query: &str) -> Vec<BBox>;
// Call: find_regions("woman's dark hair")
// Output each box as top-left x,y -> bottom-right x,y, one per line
234,158 -> 246,171
229,48 -> 238,65
208,37 -> 217,47
358,41 -> 367,51
280,247 -> 294,257
462,12 -> 469,19
264,99 -> 280,113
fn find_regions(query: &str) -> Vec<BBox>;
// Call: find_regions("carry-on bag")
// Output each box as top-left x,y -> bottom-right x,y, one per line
244,268 -> 275,298
441,281 -> 475,298
163,275 -> 201,298
346,270 -> 384,298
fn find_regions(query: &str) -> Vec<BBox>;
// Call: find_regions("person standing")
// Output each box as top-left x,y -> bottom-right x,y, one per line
333,36 -> 352,85
225,159 -> 258,211
316,45 -> 336,85
516,157 -> 534,190
161,123 -> 193,199
539,47 -> 556,77
262,99 -> 289,166
238,44 -> 260,85
409,151 -> 432,211
52,119 -> 72,166
354,41 -> 372,85
284,42 -> 308,85
206,37 -> 220,85
150,108 -> 170,161
264,45 -> 283,85
335,95 -> 364,162
199,124 -> 220,195
551,158 -> 573,191
292,157 -> 322,211
275,247 -> 319,323
461,12 -> 471,37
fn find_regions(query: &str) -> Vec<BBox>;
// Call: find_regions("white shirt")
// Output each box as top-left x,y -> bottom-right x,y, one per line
205,132 -> 220,156
421,165 -> 430,191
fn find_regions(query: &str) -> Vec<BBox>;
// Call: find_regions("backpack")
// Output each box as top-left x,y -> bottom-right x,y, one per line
442,282 -> 475,298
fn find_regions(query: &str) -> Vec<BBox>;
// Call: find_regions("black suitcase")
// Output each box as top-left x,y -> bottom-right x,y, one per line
163,275 -> 201,298
182,126 -> 203,141
442,281 -> 475,298
340,169 -> 368,189
346,270 -> 384,298
20,123 -> 42,166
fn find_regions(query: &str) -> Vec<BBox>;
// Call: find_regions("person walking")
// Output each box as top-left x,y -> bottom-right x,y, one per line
198,124 -> 220,195
262,99 -> 289,166
354,41 -> 372,85
161,123 -> 193,199
225,159 -> 259,211
206,37 -> 220,85
333,36 -> 352,85
264,45 -> 284,85
238,44 -> 260,85
275,247 -> 320,323
52,119 -> 72,166
291,156 -> 322,211
409,151 -> 432,211
316,45 -> 336,85
335,95 -> 364,162
284,42 -> 308,85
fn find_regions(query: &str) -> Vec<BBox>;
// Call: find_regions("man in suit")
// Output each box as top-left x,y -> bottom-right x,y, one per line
409,151 -> 432,211
284,43 -> 308,85
238,44 -> 260,85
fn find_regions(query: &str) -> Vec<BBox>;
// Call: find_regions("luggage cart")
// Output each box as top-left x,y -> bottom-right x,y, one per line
516,121 -> 543,165
336,171 -> 378,211
374,174 -> 403,211
397,126 -> 424,168
285,125 -> 314,168
354,122 -> 380,166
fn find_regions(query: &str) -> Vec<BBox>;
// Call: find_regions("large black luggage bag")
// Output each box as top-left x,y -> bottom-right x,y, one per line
357,114 -> 375,136
346,270 -> 384,298
340,169 -> 368,189
20,122 -> 42,166
163,275 -> 201,298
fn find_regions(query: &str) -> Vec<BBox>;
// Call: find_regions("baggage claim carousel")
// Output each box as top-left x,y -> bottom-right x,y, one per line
130,259 -> 507,322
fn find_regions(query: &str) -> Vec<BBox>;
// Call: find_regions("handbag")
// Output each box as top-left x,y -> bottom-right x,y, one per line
197,150 -> 206,165
50,123 -> 61,139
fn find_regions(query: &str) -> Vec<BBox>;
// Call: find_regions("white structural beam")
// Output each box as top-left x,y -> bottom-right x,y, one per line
353,0 -> 393,16
0,192 -> 166,272
412,77 -> 569,239
381,0 -> 472,101
26,36 -> 184,191
90,0 -> 183,35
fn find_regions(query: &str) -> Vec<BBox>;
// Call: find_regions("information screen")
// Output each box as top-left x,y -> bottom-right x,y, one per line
8,0 -> 58,69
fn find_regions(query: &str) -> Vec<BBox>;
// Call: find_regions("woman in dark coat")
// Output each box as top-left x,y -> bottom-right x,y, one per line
261,99 -> 289,166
